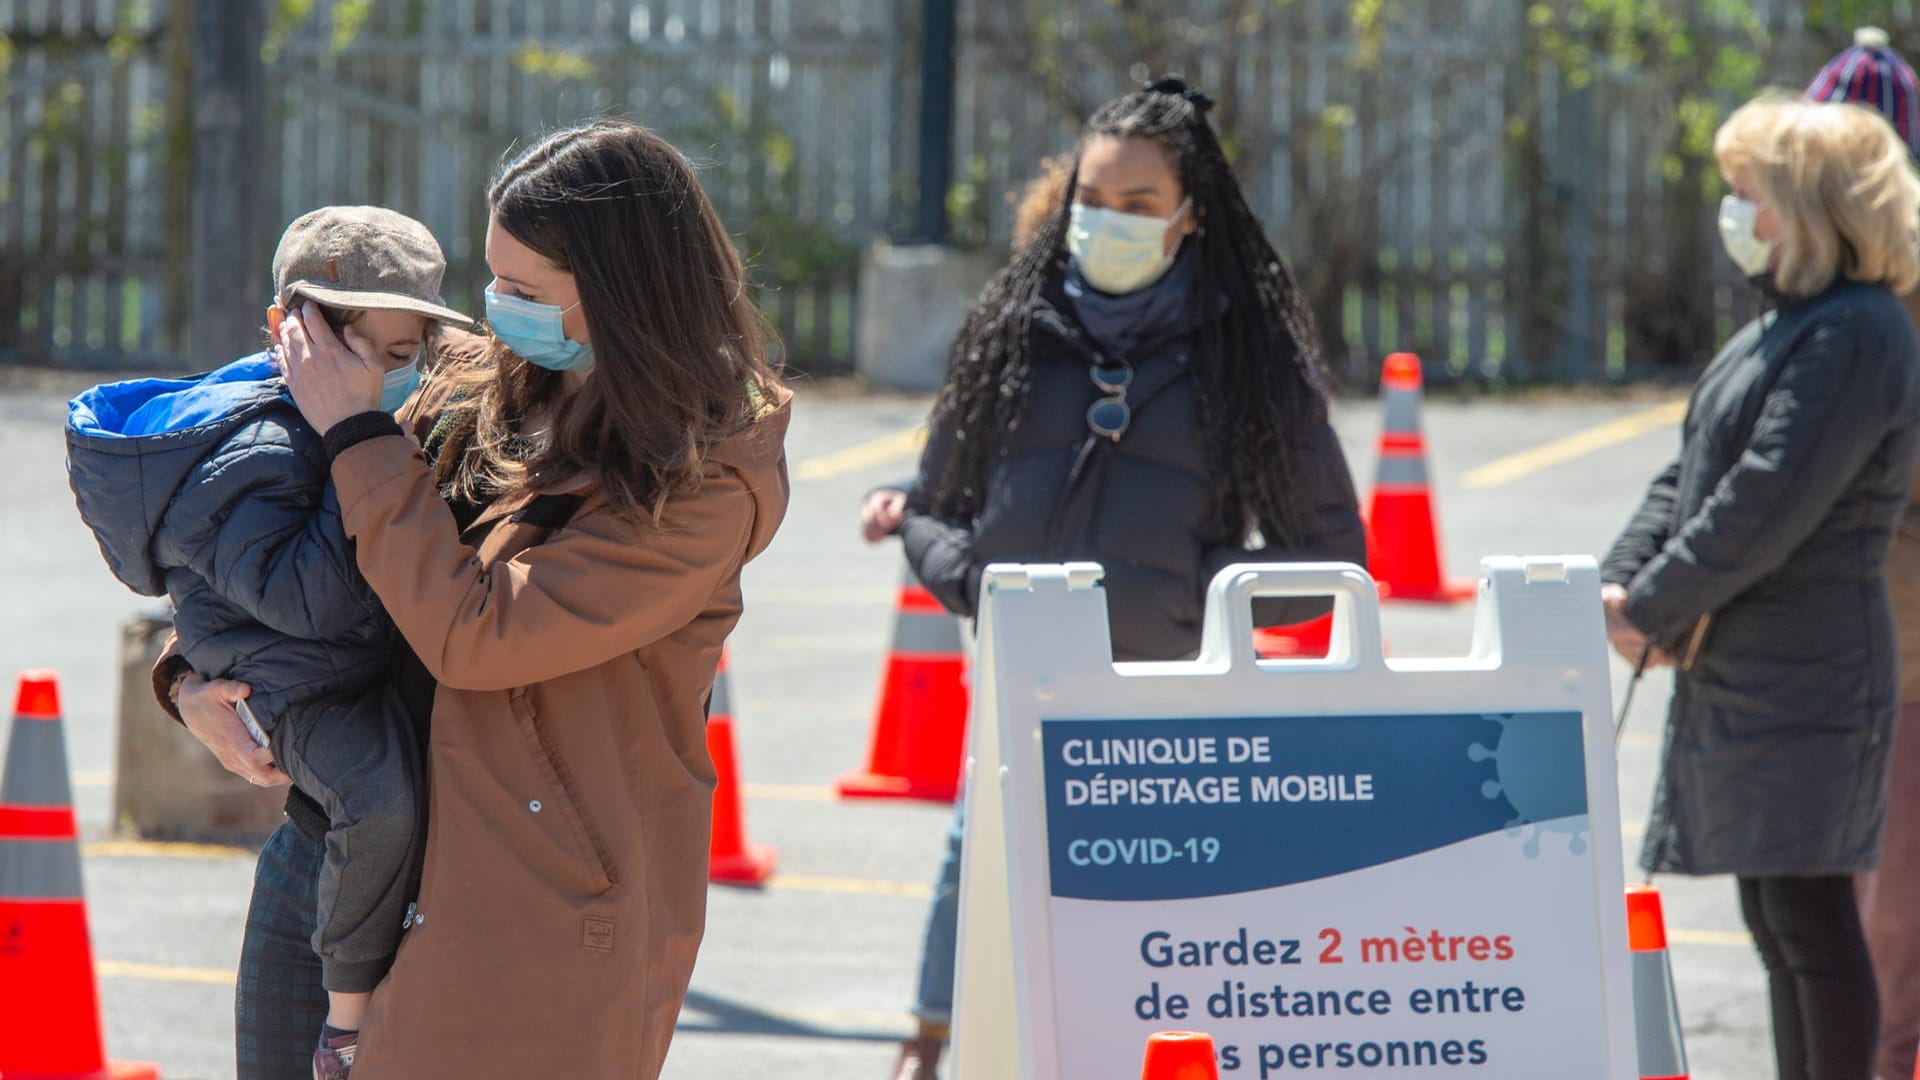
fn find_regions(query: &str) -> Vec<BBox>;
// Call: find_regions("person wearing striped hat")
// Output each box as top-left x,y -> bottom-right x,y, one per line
1808,28 -> 1920,1080
1809,27 -> 1920,157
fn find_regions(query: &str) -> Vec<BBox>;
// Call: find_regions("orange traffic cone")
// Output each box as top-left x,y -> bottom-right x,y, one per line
1139,1031 -> 1219,1080
1252,614 -> 1333,658
835,564 -> 969,803
707,651 -> 776,887
1626,884 -> 1689,1080
1366,353 -> 1474,603
1251,582 -> 1391,659
0,670 -> 161,1080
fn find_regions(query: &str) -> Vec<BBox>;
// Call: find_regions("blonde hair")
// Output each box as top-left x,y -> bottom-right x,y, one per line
1715,94 -> 1920,297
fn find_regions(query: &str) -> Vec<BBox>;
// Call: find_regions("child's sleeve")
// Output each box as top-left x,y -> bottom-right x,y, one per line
159,433 -> 381,642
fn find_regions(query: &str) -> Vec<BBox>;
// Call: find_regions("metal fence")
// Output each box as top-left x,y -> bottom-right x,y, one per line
952,0 -> 1909,385
0,0 -> 905,370
0,0 -> 188,367
263,0 -> 905,370
1,0 -> 1914,380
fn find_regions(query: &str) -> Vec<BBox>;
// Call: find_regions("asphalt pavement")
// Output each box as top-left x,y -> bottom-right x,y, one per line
0,371 -> 1768,1079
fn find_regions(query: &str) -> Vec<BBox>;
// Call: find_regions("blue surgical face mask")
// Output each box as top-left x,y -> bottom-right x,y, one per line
380,356 -> 423,415
484,288 -> 594,372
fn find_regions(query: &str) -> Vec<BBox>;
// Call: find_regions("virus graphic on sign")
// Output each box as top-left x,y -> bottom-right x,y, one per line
1468,712 -> 1589,858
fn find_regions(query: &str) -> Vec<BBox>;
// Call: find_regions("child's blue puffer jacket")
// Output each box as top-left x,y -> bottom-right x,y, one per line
66,353 -> 394,728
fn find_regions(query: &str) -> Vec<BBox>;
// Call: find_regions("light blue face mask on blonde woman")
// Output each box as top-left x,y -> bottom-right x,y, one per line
1718,195 -> 1777,277
484,288 -> 595,372
1067,199 -> 1191,295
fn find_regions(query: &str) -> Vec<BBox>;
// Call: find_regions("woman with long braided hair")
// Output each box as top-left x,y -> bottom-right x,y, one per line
886,78 -> 1364,1079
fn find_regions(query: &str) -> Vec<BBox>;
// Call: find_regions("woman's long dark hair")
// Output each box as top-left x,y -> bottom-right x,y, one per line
932,78 -> 1331,548
434,118 -> 782,522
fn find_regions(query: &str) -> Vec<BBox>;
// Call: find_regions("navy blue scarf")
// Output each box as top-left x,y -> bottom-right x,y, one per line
1063,243 -> 1196,359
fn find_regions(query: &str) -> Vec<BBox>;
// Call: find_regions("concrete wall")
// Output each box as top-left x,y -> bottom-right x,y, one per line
855,242 -> 1002,392
114,614 -> 285,843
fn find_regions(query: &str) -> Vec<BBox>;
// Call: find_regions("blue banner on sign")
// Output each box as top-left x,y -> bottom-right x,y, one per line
1040,711 -> 1586,901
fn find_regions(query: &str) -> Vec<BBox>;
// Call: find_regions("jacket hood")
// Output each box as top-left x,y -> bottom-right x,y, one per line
66,354 -> 290,595
708,382 -> 793,559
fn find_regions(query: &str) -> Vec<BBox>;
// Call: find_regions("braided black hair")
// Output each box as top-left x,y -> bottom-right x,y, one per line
930,77 -> 1333,550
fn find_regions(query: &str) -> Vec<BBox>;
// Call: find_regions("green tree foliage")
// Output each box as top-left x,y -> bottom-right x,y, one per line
264,0 -> 375,62
994,0 -> 1920,377
687,88 -> 860,298
1521,0 -> 1765,192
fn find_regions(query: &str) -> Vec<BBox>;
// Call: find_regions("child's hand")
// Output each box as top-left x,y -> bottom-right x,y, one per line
278,301 -> 384,435
176,675 -> 289,788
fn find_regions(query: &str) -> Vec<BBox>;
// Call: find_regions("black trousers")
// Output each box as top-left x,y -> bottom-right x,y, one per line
236,821 -> 330,1080
1737,875 -> 1879,1080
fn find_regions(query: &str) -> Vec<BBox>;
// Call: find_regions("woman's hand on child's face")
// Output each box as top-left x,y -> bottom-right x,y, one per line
278,301 -> 385,435
176,675 -> 289,788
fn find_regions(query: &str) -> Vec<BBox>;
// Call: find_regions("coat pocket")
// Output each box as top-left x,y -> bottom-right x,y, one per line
508,690 -> 619,893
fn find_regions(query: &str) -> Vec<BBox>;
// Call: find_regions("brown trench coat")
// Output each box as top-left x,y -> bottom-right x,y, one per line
330,380 -> 788,1077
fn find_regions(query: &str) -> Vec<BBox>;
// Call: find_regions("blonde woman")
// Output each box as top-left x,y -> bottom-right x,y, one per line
1603,97 -> 1920,1080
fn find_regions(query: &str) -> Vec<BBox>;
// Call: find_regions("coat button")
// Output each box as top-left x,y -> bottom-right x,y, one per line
529,800 -> 543,812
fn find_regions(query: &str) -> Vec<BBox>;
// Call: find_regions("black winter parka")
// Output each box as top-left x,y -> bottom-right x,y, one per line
67,354 -> 394,728
1604,280 -> 1920,876
899,274 -> 1366,662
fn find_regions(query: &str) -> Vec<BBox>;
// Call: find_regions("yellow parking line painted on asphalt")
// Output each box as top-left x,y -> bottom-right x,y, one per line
98,960 -> 236,986
791,425 -> 927,481
84,840 -> 253,860
1463,399 -> 1687,489
743,782 -> 837,802
768,873 -> 934,900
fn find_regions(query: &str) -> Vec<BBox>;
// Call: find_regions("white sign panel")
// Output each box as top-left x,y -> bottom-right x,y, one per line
950,560 -> 1635,1080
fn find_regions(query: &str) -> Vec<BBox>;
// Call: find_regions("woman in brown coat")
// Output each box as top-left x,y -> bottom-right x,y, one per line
168,120 -> 791,1078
